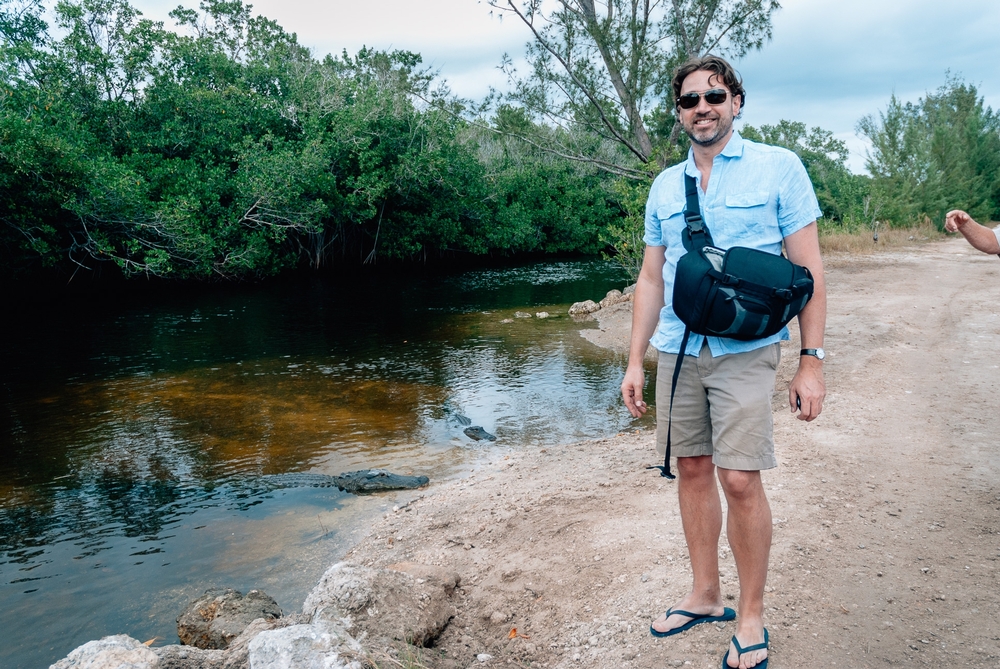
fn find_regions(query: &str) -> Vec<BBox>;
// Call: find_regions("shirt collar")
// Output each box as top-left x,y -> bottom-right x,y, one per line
684,130 -> 745,175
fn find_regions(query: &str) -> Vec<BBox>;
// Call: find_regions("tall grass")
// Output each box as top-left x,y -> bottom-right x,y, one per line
818,221 -> 943,254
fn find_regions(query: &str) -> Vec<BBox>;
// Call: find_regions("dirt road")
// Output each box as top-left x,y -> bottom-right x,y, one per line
345,238 -> 1000,668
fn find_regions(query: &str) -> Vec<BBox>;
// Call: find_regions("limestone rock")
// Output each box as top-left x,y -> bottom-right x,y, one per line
247,622 -> 365,669
568,300 -> 600,316
303,562 -> 459,647
153,644 -> 223,669
177,588 -> 282,650
155,615 -> 311,669
513,311 -> 532,318
50,634 -> 159,669
599,289 -> 627,308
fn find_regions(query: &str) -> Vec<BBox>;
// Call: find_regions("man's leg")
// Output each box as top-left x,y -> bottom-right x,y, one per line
650,454 -> 729,633
718,468 -> 771,668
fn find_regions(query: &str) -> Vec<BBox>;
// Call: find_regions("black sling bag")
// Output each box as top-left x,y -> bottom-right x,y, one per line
648,174 -> 814,479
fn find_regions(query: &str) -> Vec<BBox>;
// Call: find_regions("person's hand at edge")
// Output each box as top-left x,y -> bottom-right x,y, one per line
944,209 -> 973,233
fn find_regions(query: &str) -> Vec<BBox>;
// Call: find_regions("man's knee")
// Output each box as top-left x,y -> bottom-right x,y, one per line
717,468 -> 763,499
677,455 -> 714,480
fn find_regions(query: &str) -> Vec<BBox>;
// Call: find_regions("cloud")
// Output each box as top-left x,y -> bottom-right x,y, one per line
734,0 -> 1000,170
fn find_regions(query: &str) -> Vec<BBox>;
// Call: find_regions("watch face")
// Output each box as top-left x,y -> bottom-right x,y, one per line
815,348 -> 826,360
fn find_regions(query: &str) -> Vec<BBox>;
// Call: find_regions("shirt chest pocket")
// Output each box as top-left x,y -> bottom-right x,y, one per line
655,201 -> 687,254
718,190 -> 770,237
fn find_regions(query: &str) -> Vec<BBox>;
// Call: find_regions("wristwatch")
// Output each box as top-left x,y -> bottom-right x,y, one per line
800,348 -> 826,361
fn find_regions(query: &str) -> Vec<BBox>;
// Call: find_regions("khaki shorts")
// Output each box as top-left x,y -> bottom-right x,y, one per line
655,341 -> 780,471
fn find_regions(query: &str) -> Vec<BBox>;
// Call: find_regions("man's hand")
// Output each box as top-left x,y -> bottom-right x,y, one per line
944,209 -> 973,233
621,365 -> 648,418
789,357 -> 825,421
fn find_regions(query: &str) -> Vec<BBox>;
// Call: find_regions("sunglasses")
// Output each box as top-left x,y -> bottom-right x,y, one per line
676,88 -> 729,109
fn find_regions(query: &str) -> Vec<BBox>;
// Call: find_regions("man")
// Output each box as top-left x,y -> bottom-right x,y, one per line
621,55 -> 826,669
944,209 -> 1000,255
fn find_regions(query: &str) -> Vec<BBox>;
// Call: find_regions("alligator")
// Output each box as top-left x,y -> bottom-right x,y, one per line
463,426 -> 496,442
258,470 -> 430,494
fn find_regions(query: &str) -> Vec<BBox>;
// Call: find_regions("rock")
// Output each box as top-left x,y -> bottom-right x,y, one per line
535,311 -> 550,319
332,469 -> 430,493
154,645 -> 223,669
477,653 -> 493,663
177,588 -> 282,650
500,318 -> 514,323
599,289 -> 627,308
568,300 -> 600,316
303,562 -> 459,647
247,621 -> 365,669
51,634 -> 159,669
623,283 -> 637,295
514,311 -> 532,318
158,615 -> 312,669
463,426 -> 496,442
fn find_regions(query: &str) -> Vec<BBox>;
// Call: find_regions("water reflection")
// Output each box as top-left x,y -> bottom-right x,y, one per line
0,259 -> 652,668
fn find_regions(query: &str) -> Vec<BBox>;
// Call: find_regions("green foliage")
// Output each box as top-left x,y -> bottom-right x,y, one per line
0,0 -> 630,280
740,120 -> 875,231
600,177 -> 651,282
857,77 -> 1000,228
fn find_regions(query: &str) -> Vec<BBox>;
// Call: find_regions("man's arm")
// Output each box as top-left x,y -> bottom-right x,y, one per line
784,222 -> 826,422
944,210 -> 1000,254
621,245 -> 666,418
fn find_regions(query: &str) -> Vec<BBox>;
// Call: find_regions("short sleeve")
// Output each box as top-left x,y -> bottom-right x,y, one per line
776,154 -> 822,238
644,187 -> 664,247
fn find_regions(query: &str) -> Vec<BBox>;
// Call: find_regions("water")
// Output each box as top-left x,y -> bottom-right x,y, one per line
0,259 -> 654,668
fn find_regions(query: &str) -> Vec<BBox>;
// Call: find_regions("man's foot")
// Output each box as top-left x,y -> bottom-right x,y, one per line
723,626 -> 768,669
650,602 -> 734,637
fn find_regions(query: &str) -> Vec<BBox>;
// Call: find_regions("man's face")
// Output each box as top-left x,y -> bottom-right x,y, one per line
677,69 -> 741,148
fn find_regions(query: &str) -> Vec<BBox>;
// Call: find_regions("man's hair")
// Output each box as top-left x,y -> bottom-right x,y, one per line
671,55 -> 746,115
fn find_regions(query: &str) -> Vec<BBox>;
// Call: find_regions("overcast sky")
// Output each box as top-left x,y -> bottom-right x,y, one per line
128,0 -> 1000,173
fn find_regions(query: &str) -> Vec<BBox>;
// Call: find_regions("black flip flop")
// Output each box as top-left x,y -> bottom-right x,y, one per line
649,607 -> 736,638
722,627 -> 769,669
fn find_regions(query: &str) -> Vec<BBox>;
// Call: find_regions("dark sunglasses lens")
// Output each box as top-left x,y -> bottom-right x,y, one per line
677,94 -> 700,109
705,90 -> 728,104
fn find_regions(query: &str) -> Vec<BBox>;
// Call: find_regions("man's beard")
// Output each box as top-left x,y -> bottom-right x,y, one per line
684,113 -> 733,147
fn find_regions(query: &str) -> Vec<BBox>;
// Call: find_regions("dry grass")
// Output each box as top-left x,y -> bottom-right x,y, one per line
818,221 -> 943,254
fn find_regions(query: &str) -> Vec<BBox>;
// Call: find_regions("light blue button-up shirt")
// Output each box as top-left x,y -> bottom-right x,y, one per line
643,131 -> 822,357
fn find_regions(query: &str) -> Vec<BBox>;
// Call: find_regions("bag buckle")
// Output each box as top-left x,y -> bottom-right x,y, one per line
774,288 -> 793,300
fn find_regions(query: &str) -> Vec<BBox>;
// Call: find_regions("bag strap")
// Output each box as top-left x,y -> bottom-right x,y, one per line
646,326 -> 691,480
703,267 -> 812,300
682,174 -> 714,251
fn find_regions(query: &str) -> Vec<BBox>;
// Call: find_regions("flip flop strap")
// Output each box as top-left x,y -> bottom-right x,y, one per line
732,629 -> 769,655
665,609 -> 703,620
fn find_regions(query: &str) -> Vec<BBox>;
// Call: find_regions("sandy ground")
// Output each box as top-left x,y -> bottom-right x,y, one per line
344,238 -> 1000,669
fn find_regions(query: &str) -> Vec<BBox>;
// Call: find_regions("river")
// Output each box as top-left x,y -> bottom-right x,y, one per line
0,259 -> 654,668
